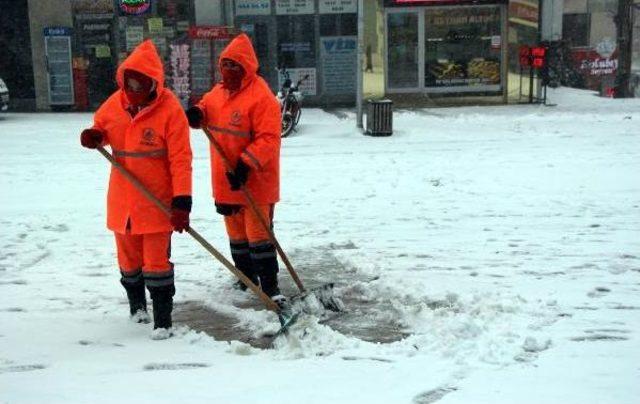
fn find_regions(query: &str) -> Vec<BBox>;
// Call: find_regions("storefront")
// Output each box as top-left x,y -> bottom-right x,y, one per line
71,0 -> 195,109
383,0 -> 508,99
233,0 -> 358,105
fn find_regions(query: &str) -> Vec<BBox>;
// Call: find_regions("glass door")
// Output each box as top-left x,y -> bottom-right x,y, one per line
386,11 -> 420,90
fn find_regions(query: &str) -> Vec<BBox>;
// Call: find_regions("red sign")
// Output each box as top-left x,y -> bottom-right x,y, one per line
188,26 -> 236,40
518,46 -> 547,69
519,46 -> 531,67
531,46 -> 546,68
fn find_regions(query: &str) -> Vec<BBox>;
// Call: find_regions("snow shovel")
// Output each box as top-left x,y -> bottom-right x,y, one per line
200,126 -> 344,313
95,145 -> 298,335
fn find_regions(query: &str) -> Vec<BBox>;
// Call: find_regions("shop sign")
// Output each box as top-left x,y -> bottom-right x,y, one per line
320,36 -> 357,94
280,42 -> 312,52
385,0 -> 501,5
236,0 -> 271,16
120,0 -> 151,15
188,26 -> 236,40
320,0 -> 357,14
72,0 -> 114,13
574,50 -> 619,76
276,0 -> 315,15
170,44 -> 191,106
278,68 -> 317,95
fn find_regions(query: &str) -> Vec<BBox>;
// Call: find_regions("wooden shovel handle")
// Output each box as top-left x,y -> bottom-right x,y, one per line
202,126 -> 307,293
96,145 -> 280,313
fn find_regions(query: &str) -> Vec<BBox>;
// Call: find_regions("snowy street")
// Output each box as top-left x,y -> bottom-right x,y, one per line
1,88 -> 639,403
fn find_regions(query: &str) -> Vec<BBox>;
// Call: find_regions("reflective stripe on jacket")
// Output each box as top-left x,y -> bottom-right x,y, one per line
93,40 -> 192,234
198,34 -> 281,205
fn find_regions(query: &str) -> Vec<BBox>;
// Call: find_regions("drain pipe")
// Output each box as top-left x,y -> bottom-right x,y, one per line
356,0 -> 364,131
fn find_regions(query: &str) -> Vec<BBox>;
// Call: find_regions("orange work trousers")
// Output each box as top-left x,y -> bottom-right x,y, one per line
114,231 -> 172,277
224,204 -> 274,244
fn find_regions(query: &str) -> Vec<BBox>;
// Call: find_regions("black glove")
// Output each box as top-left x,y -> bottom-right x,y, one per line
226,159 -> 250,191
186,106 -> 204,129
215,203 -> 242,216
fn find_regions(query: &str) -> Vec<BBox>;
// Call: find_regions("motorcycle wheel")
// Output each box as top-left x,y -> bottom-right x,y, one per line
281,112 -> 294,138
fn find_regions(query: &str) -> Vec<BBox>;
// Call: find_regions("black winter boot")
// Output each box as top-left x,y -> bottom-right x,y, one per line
120,270 -> 149,323
230,241 -> 259,291
251,242 -> 287,308
148,283 -> 175,330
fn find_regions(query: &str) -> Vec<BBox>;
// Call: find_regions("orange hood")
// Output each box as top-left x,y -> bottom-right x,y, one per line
116,40 -> 165,95
219,34 -> 259,85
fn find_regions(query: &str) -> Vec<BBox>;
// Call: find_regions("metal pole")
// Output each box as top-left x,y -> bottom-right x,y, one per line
356,0 -> 364,129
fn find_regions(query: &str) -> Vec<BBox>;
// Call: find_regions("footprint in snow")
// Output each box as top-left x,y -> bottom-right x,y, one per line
413,386 -> 458,404
143,363 -> 210,371
43,224 -> 70,233
0,364 -> 47,374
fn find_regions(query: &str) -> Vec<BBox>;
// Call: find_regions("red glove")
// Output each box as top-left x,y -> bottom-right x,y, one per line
170,209 -> 190,233
80,129 -> 104,149
170,196 -> 192,233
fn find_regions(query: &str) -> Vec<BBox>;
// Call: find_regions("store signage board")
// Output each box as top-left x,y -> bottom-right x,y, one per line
276,0 -> 315,15
385,0 -> 505,5
44,27 -> 75,105
236,0 -> 271,16
320,36 -> 357,94
320,0 -> 357,13
188,26 -> 236,40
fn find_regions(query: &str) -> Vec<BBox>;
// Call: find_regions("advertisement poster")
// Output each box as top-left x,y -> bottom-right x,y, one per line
320,0 -> 357,14
190,39 -> 212,100
320,36 -> 356,94
424,7 -> 502,90
147,18 -> 164,35
276,0 -> 315,15
125,26 -> 144,51
278,68 -> 317,95
236,0 -> 271,16
170,44 -> 190,107
44,27 -> 75,105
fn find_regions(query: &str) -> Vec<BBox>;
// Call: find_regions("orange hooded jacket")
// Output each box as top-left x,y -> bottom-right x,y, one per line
197,34 -> 281,205
92,40 -> 192,234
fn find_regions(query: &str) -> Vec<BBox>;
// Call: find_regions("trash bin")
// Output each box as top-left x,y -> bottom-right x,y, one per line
365,99 -> 393,136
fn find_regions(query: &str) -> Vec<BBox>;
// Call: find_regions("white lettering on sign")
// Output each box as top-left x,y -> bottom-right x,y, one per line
319,0 -> 357,14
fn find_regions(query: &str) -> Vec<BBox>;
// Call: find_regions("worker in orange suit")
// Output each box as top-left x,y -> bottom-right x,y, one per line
79,40 -> 192,339
185,34 -> 285,306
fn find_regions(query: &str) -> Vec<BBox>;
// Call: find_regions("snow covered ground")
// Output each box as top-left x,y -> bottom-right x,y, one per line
1,87 -> 639,403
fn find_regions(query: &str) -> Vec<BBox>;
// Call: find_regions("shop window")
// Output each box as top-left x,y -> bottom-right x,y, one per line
320,14 -> 357,36
424,6 -> 502,90
563,14 -> 590,48
277,16 -> 316,68
387,12 -> 419,88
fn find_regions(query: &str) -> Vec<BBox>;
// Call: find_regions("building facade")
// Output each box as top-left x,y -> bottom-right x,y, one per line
12,0 -> 549,111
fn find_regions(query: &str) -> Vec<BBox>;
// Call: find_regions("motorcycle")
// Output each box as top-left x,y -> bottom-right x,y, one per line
277,69 -> 309,138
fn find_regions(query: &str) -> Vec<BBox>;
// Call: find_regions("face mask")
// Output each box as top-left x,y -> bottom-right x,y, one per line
221,60 -> 245,91
124,70 -> 154,106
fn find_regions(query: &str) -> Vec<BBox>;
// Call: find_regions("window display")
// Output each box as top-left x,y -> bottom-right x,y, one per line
424,6 -> 502,90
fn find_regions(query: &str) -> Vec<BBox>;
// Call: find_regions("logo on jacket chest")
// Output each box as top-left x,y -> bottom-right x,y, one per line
140,128 -> 157,146
230,110 -> 243,127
